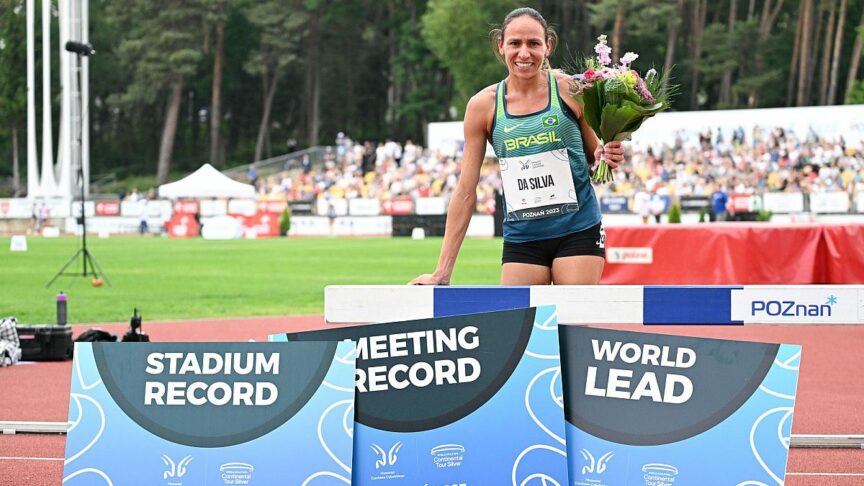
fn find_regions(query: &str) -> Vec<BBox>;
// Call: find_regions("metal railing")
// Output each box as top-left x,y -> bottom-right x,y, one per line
222,146 -> 334,183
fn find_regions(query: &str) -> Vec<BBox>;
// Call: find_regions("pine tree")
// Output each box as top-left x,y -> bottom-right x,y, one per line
109,0 -> 204,184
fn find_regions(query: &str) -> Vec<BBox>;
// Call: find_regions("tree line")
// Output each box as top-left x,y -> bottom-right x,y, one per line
0,0 -> 862,194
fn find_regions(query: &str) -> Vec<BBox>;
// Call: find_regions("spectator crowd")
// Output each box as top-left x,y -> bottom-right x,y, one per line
157,126 -> 864,217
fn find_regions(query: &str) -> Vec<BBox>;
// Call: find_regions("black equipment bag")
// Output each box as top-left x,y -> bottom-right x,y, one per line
16,325 -> 73,361
75,328 -> 118,342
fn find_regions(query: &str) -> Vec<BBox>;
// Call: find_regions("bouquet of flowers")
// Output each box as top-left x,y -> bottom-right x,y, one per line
570,35 -> 675,183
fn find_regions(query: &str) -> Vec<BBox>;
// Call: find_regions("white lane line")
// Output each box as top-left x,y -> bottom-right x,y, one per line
787,473 -> 864,476
1,459 -> 862,475
0,456 -> 64,461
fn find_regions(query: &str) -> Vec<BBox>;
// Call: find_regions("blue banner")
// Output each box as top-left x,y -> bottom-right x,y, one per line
63,341 -> 355,486
560,326 -> 800,485
600,195 -> 630,213
280,305 -> 568,486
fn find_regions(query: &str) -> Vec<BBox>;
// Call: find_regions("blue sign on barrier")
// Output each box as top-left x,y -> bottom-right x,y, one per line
560,326 -> 800,485
433,286 -> 530,317
280,305 -> 568,485
643,286 -> 744,324
63,341 -> 355,485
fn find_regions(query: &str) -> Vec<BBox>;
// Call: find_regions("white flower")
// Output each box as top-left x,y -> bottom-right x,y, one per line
620,52 -> 639,66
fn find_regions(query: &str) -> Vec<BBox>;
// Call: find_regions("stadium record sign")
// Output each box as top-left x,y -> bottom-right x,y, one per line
276,305 -> 568,485
560,326 -> 801,485
63,341 -> 355,485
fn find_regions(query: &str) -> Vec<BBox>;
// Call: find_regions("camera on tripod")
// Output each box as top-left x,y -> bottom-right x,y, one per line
122,308 -> 150,342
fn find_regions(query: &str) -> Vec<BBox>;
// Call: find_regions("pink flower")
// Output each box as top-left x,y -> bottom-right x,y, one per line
633,70 -> 655,104
594,35 -> 612,66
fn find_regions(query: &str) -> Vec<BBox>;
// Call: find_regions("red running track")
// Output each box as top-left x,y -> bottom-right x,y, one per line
1,316 -> 862,484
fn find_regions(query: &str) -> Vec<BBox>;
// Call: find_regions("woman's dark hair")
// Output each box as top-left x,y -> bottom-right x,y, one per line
489,7 -> 558,70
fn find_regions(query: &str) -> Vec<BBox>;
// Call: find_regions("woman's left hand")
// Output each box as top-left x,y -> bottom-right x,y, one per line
594,142 -> 625,169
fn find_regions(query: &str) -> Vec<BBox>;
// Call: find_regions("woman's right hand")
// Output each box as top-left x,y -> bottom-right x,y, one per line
409,273 -> 449,286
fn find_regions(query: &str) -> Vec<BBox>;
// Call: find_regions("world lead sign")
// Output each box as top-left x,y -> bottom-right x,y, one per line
560,327 -> 801,485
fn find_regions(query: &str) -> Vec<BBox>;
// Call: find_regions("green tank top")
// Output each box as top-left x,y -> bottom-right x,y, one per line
490,71 -> 601,243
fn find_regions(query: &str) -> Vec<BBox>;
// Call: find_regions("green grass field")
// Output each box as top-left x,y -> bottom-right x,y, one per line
0,236 -> 502,325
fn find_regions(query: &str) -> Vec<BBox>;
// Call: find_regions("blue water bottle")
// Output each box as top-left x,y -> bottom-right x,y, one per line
56,291 -> 67,325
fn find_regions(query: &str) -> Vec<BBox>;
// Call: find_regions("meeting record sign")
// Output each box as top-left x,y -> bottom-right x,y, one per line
63,341 -> 355,485
279,305 -> 569,485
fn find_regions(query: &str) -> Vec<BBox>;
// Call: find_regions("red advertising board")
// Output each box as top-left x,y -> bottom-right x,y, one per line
173,200 -> 200,214
381,197 -> 414,215
165,213 -> 201,238
259,200 -> 287,213
728,193 -> 754,212
95,201 -> 121,216
244,211 -> 281,237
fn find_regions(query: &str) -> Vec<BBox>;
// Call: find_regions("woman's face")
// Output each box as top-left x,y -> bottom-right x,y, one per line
498,16 -> 550,79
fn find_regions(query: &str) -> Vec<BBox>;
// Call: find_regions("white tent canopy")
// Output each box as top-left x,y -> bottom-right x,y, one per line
157,163 -> 256,199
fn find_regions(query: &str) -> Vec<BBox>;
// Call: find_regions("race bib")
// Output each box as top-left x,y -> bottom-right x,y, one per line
499,148 -> 579,221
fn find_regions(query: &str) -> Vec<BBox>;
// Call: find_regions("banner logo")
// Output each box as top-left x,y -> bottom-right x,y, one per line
579,449 -> 613,474
161,454 -> 192,482
751,294 -> 836,318
607,247 -> 652,264
731,287 -> 861,323
370,442 -> 407,481
372,442 -> 403,469
430,444 -> 465,469
219,462 -> 254,485
642,463 -> 679,485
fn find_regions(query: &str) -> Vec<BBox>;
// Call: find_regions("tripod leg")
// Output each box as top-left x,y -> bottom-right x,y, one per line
83,249 -> 112,287
45,249 -> 85,288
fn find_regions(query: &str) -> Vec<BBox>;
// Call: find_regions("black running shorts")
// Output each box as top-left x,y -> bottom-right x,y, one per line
501,223 -> 606,267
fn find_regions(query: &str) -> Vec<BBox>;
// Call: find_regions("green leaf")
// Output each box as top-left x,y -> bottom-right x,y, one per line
599,104 -> 640,142
580,84 -> 603,136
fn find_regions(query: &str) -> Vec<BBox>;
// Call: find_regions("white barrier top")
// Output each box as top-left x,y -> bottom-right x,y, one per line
325,285 -> 864,325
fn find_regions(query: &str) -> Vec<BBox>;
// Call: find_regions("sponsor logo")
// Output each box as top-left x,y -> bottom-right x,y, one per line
542,115 -> 559,127
503,123 -> 524,133
161,454 -> 193,485
430,443 -> 465,469
370,442 -> 406,481
642,463 -> 679,486
504,131 -> 562,150
606,247 -> 653,264
574,449 -> 614,486
580,449 -> 613,475
219,462 -> 254,485
751,295 -> 837,318
520,160 -> 531,170
372,442 -> 403,469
